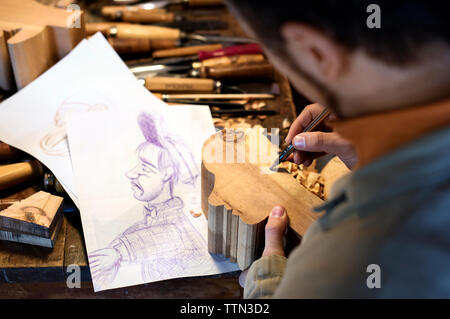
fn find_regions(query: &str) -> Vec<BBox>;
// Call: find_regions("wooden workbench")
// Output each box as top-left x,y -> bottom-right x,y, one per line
0,0 -> 300,298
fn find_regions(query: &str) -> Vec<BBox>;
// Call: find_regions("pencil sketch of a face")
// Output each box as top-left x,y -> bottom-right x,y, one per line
40,92 -> 113,157
88,112 -> 210,290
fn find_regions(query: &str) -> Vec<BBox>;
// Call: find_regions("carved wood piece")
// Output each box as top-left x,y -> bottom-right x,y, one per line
0,0 -> 85,89
202,128 -> 323,269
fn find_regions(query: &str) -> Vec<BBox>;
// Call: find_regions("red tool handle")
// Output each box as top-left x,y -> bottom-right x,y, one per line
197,43 -> 263,61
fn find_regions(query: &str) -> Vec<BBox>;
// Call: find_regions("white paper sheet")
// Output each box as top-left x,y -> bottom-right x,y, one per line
0,33 -> 238,291
65,36 -> 238,291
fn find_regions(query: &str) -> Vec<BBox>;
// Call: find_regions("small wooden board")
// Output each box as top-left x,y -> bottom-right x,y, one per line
0,191 -> 64,239
202,128 -> 323,269
0,0 -> 85,90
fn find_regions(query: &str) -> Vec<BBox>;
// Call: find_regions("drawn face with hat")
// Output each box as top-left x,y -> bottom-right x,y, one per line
126,113 -> 198,204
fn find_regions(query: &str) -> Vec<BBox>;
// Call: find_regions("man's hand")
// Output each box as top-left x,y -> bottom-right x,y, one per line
286,103 -> 357,169
239,206 -> 288,288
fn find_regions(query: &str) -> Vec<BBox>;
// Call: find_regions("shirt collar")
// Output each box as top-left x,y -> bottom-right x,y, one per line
330,98 -> 450,168
143,196 -> 184,224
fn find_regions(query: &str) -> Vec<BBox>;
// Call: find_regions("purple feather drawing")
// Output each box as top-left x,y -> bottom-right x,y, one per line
88,112 -> 208,290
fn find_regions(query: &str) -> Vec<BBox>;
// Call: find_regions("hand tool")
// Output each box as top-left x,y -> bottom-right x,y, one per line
124,43 -> 262,65
159,93 -> 276,100
139,76 -> 221,93
86,22 -> 257,43
0,142 -> 27,161
107,37 -> 178,55
0,160 -> 44,191
130,59 -> 272,80
166,99 -> 246,108
111,0 -> 224,9
270,108 -> 331,170
139,76 -> 279,93
101,6 -> 228,31
210,109 -> 277,117
151,43 -> 223,58
190,63 -> 274,80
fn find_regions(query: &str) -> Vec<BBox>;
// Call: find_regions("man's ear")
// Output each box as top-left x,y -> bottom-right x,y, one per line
280,22 -> 348,81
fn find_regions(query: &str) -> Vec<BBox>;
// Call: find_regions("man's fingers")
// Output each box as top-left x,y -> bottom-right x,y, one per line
285,103 -> 325,144
262,206 -> 288,257
292,131 -> 345,155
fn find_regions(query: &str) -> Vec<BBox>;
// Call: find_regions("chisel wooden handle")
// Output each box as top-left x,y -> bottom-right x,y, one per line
198,54 -> 265,68
144,77 -> 217,93
0,142 -> 26,161
152,44 -> 222,58
198,43 -> 263,61
101,6 -> 166,19
86,23 -> 181,40
108,38 -> 177,54
188,0 -> 224,7
0,161 -> 43,191
121,11 -> 176,23
202,63 -> 274,79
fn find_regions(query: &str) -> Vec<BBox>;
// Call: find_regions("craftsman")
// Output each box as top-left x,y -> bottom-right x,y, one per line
227,0 -> 450,298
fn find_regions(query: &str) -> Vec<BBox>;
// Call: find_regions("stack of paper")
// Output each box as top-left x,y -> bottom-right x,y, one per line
0,33 -> 238,291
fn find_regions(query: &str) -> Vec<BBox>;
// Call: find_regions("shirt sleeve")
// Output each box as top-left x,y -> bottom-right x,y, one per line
243,254 -> 288,299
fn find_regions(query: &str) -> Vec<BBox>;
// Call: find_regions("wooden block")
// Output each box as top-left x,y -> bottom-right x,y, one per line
0,191 -> 64,239
0,211 -> 63,248
0,0 -> 85,89
0,216 -> 66,283
202,128 -> 323,268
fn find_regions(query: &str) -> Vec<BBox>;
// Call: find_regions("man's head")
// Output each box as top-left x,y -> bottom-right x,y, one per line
226,0 -> 450,118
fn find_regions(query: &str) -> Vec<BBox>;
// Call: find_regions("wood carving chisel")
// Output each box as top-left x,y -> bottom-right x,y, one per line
101,6 -> 228,31
211,109 -> 277,117
270,108 -> 331,170
166,99 -> 246,108
159,93 -> 276,100
190,63 -> 274,80
130,59 -> 272,79
86,22 -> 256,43
0,161 -> 44,191
107,37 -> 178,55
111,0 -> 224,9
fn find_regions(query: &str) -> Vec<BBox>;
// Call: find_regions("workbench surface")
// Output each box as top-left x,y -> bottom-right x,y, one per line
0,0 -> 298,298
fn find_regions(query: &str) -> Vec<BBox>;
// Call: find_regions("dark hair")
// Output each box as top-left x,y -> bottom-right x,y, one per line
227,0 -> 449,65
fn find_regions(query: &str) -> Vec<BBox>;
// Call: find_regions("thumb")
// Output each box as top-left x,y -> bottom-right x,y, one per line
292,131 -> 342,155
262,206 -> 288,257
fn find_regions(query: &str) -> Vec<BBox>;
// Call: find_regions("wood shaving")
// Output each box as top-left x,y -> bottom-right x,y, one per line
277,157 -> 350,200
189,210 -> 203,218
282,118 -> 291,129
276,160 -> 325,199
